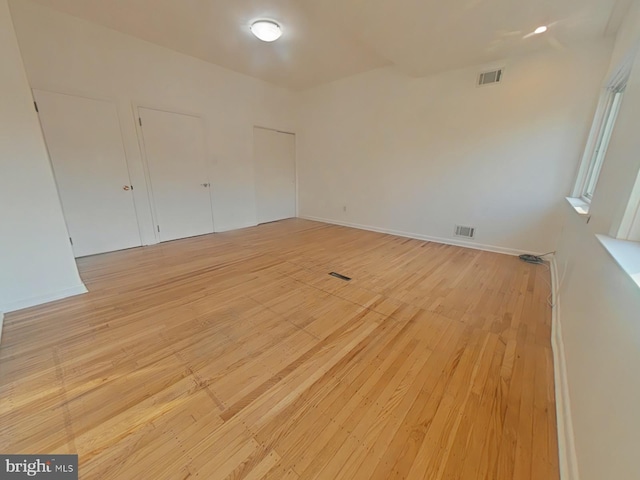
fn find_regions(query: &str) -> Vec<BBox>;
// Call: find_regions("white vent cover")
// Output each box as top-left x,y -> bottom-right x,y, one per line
455,225 -> 476,238
478,69 -> 503,86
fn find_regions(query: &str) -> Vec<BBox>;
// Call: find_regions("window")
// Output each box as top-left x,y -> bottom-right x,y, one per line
573,55 -> 632,203
616,169 -> 640,242
576,88 -> 625,201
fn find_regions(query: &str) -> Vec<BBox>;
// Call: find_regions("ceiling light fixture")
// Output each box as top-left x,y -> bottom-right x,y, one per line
534,26 -> 548,34
250,20 -> 282,42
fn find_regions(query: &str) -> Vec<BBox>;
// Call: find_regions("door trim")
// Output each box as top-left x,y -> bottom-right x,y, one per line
134,104 -> 214,242
253,125 -> 298,220
33,89 -> 143,255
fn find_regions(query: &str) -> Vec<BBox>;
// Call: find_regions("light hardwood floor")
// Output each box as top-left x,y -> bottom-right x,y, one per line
0,219 -> 559,479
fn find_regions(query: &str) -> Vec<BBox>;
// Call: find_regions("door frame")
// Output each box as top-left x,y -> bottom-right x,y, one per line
33,88 -> 144,254
253,125 -> 298,220
133,103 -> 214,243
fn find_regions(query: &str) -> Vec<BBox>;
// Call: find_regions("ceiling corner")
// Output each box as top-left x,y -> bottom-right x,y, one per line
604,0 -> 635,37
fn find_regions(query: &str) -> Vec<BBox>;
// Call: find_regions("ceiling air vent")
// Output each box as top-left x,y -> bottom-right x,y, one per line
478,68 -> 503,87
455,225 -> 476,239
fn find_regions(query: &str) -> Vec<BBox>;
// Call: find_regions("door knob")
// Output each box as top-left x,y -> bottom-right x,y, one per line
123,185 -> 131,191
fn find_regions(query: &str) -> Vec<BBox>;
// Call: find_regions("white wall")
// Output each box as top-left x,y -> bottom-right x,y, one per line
555,2 -> 640,479
555,208 -> 640,480
588,0 -> 640,236
297,41 -> 613,254
0,0 -> 84,313
9,0 -> 297,243
4,2 -> 640,476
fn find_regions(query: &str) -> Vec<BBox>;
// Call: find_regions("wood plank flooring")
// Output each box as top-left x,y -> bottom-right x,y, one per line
0,219 -> 559,479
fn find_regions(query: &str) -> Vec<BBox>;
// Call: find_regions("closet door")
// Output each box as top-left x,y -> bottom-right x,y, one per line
138,107 -> 213,242
254,127 -> 296,224
34,90 -> 141,257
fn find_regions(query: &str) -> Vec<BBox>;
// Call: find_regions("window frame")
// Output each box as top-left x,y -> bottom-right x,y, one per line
574,88 -> 625,203
616,169 -> 640,242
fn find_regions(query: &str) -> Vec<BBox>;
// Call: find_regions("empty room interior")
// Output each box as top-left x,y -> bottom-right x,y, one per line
1,0 -> 640,479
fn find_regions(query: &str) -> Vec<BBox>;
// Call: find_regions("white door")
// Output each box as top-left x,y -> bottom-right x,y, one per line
34,90 -> 141,258
138,107 -> 213,242
254,127 -> 296,224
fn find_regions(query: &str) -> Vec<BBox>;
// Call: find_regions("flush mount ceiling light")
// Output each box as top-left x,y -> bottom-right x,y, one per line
250,20 -> 282,42
534,25 -> 548,34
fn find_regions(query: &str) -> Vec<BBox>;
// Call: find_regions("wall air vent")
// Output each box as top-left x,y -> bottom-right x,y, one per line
478,69 -> 503,86
455,225 -> 476,239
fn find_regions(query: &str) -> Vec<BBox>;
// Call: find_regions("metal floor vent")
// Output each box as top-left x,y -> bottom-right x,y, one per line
329,272 -> 351,281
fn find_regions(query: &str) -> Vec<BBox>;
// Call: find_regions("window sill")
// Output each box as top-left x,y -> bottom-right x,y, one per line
596,234 -> 640,289
565,197 -> 590,216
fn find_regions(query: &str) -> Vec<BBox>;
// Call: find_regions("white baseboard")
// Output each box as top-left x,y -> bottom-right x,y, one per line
299,215 -> 542,257
550,258 -> 579,480
2,284 -> 88,314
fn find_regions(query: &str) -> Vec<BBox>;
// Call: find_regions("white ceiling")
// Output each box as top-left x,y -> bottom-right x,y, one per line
27,0 -> 631,90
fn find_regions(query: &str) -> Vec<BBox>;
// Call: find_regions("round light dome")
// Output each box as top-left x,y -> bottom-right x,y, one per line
534,26 -> 548,34
250,20 -> 282,42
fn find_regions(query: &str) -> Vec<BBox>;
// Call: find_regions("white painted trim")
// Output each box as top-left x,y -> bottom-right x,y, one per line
595,234 -> 640,289
2,284 -> 88,314
133,103 -> 215,243
614,167 -> 640,241
252,126 -> 298,224
565,197 -> 590,216
33,89 -> 144,255
299,215 -> 544,256
550,257 -> 580,480
571,88 -> 610,199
